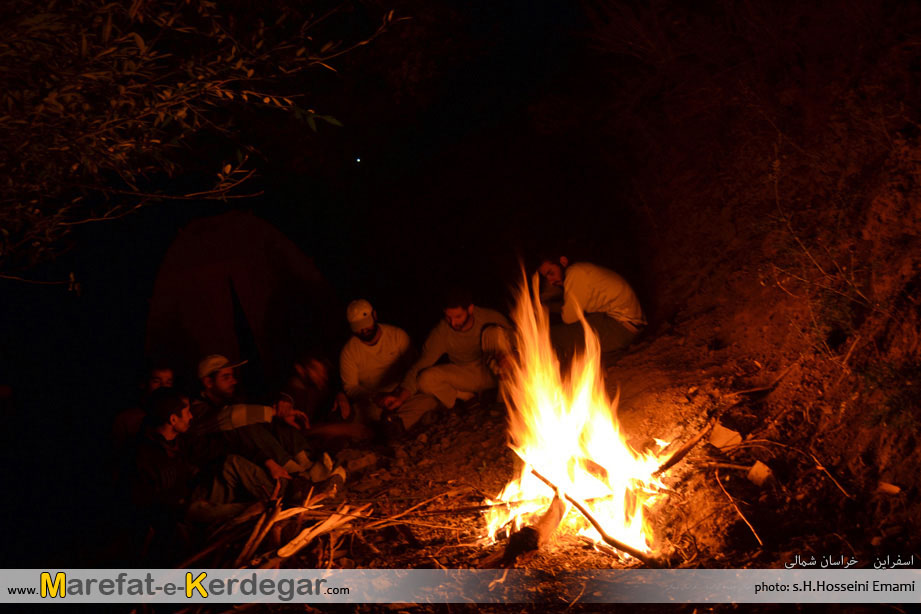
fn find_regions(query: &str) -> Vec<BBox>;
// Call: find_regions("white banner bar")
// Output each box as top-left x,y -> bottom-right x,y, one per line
1,569 -> 919,603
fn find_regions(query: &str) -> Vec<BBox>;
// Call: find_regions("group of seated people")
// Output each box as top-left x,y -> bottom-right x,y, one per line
113,255 -> 646,559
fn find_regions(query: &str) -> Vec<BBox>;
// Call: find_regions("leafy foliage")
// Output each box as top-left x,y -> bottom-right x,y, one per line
0,0 -> 397,270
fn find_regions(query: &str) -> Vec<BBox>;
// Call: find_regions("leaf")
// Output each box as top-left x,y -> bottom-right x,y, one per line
102,12 -> 112,43
318,115 -> 343,127
131,32 -> 146,54
128,0 -> 142,19
222,164 -> 231,174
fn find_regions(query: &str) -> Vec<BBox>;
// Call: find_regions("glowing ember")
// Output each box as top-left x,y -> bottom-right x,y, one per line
485,273 -> 669,558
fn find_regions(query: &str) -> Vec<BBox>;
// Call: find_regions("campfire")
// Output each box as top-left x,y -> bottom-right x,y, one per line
484,274 -> 670,564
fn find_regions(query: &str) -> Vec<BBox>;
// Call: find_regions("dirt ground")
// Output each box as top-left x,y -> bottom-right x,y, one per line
208,300 -> 915,614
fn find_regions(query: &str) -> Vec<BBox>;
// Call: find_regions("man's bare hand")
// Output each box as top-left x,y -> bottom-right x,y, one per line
304,359 -> 329,391
380,387 -> 411,411
285,409 -> 310,430
274,398 -> 309,430
265,459 -> 291,481
497,352 -> 515,378
333,392 -> 351,420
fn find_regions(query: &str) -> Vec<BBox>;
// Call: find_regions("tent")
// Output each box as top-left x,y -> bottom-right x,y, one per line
145,211 -> 341,391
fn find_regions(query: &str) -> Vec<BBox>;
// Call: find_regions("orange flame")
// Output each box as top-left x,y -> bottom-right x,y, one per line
485,273 -> 668,558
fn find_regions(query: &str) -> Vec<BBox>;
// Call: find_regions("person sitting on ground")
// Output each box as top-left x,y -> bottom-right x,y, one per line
536,255 -> 646,363
380,287 -> 514,412
334,299 -> 439,435
112,363 -> 175,453
130,387 -> 277,534
283,351 -> 335,426
190,354 -> 345,489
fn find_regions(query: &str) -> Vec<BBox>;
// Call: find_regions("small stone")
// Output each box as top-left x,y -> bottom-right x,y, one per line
876,481 -> 901,495
746,461 -> 773,486
345,451 -> 379,474
709,423 -> 742,449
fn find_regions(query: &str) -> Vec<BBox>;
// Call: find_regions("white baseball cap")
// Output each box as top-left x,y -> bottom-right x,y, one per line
197,354 -> 247,380
346,299 -> 375,332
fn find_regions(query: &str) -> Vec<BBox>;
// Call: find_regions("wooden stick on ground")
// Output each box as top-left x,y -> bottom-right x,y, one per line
362,488 -> 468,531
698,462 -> 752,472
654,418 -> 716,477
235,499 -> 283,567
730,362 -> 797,397
577,534 -> 619,558
277,503 -> 371,559
714,468 -> 763,547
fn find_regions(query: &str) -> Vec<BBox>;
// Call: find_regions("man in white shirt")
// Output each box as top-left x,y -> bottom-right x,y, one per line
337,299 -> 438,431
537,256 -> 646,362
380,288 -> 513,411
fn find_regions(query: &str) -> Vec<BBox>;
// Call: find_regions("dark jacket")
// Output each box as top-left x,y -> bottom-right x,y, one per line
130,428 -> 200,523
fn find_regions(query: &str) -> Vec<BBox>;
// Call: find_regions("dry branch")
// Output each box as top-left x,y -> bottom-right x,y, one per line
235,499 -> 283,567
277,503 -> 371,559
529,468 -> 660,566
654,418 -> 716,477
714,468 -> 763,547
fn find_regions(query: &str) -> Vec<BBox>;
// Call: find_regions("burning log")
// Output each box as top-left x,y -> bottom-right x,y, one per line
493,493 -> 566,566
529,468 -> 661,567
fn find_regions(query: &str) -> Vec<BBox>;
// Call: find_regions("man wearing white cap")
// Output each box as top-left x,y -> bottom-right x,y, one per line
337,299 -> 438,432
190,354 -> 325,483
